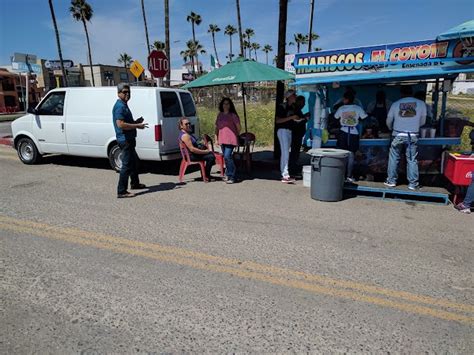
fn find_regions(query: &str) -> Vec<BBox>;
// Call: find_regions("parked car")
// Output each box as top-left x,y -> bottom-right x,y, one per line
12,87 -> 199,171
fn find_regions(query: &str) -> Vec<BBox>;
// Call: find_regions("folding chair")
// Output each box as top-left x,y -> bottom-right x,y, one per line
178,140 -> 208,182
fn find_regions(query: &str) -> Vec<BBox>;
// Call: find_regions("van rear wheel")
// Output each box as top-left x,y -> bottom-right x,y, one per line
16,137 -> 41,164
108,143 -> 122,172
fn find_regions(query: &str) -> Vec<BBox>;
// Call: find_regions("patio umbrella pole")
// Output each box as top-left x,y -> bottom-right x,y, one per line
241,83 -> 248,134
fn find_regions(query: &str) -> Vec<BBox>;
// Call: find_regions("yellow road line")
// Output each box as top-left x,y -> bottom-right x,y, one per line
0,217 -> 473,324
0,215 -> 471,314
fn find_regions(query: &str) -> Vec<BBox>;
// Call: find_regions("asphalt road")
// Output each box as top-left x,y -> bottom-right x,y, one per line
0,145 -> 473,353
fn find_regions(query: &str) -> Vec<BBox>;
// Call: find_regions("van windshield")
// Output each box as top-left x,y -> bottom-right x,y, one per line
179,92 -> 196,116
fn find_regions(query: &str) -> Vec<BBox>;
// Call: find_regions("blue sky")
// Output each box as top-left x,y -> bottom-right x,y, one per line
0,0 -> 473,70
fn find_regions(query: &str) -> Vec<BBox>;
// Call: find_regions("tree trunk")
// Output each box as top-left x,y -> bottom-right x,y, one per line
236,0 -> 244,57
82,19 -> 95,87
274,0 -> 288,159
141,0 -> 150,55
229,35 -> 233,62
164,0 -> 170,86
48,0 -> 68,87
297,42 -> 300,53
212,33 -> 219,65
265,52 -> 268,65
255,49 -> 258,61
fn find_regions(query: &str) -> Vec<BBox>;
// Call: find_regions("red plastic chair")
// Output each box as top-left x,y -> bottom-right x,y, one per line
178,140 -> 208,182
202,134 -> 225,176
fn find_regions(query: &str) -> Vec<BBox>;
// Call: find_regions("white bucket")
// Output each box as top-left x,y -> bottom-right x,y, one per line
303,165 -> 311,187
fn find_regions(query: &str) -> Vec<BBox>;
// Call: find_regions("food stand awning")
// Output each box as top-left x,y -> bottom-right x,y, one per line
437,20 -> 474,40
292,38 -> 474,87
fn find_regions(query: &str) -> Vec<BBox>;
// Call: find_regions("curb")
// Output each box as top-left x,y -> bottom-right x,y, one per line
0,136 -> 13,147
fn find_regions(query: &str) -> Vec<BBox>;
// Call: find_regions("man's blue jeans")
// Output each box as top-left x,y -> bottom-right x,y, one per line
117,140 -> 140,195
387,135 -> 419,187
221,144 -> 236,179
463,173 -> 474,207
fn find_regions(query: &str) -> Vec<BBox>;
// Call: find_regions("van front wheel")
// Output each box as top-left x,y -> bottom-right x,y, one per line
108,143 -> 122,172
17,137 -> 41,164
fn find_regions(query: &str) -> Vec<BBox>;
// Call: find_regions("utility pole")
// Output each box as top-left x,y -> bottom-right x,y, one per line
308,0 -> 315,52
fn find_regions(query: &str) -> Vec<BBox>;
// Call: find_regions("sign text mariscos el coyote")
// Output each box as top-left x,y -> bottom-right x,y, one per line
294,37 -> 474,76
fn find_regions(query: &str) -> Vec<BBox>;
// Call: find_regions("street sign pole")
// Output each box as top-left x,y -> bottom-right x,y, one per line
24,72 -> 29,112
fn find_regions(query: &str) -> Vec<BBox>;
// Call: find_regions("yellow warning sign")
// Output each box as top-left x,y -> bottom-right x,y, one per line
130,60 -> 144,78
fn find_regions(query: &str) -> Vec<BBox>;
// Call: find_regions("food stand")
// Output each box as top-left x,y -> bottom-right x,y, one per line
290,21 -> 474,202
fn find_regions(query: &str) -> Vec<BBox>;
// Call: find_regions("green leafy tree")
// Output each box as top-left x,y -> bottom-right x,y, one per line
70,0 -> 95,86
151,40 -> 166,51
184,40 -> 206,77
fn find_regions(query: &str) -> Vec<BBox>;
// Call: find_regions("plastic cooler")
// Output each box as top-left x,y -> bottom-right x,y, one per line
444,153 -> 474,186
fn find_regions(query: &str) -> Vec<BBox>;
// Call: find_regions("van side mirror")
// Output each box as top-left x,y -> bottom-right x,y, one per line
27,107 -> 37,114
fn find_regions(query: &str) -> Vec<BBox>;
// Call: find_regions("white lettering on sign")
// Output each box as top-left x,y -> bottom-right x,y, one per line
149,57 -> 169,71
212,76 -> 236,82
466,171 -> 473,179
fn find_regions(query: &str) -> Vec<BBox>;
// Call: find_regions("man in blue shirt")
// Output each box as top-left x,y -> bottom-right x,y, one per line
113,83 -> 148,198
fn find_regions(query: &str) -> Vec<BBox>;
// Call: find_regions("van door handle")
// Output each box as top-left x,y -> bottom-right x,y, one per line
61,123 -> 64,131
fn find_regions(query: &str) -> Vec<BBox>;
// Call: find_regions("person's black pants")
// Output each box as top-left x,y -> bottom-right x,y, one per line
190,152 -> 215,178
117,140 -> 140,195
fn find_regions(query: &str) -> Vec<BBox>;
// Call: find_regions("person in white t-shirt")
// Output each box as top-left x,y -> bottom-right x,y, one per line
334,91 -> 368,182
384,86 -> 427,190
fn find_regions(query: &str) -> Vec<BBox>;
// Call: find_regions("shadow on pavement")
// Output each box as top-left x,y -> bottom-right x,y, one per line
134,182 -> 181,196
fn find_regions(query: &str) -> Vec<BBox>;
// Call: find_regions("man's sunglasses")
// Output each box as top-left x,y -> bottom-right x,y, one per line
121,90 -> 130,94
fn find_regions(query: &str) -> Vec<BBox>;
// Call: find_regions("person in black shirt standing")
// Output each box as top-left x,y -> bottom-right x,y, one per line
275,90 -> 300,183
289,95 -> 309,177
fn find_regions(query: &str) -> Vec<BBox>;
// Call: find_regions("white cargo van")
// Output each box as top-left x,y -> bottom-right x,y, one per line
12,87 -> 199,170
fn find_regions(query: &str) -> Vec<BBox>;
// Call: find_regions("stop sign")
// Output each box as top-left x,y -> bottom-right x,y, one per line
148,50 -> 169,78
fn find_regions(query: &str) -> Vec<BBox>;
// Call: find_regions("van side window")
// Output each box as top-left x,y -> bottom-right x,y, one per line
179,92 -> 196,116
37,92 -> 66,116
160,92 -> 182,117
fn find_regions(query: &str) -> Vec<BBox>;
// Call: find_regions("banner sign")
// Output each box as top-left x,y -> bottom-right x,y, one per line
294,37 -> 474,78
182,73 -> 195,81
45,60 -> 74,70
11,61 -> 42,74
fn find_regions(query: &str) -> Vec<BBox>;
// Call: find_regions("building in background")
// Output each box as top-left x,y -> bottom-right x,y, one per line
82,64 -> 134,87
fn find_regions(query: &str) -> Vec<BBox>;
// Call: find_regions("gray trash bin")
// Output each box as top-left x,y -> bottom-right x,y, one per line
309,148 -> 349,202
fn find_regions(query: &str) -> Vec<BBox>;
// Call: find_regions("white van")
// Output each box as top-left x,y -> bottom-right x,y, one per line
12,87 -> 199,170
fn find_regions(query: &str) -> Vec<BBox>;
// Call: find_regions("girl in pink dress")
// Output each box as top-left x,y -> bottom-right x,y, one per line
215,98 -> 241,183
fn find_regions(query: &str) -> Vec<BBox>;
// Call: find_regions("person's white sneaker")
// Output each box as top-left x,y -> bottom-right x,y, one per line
345,177 -> 355,183
281,176 -> 296,184
383,181 -> 396,188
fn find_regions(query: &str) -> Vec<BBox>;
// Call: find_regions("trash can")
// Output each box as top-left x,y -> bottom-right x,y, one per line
309,148 -> 349,202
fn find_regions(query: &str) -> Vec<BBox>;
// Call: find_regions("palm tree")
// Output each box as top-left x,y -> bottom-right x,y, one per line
140,0 -> 151,56
236,0 -> 244,57
184,40 -> 206,77
48,0 -> 68,86
70,0 -> 95,87
294,33 -> 306,53
208,24 -> 221,65
262,44 -> 272,65
243,39 -> 251,59
224,25 -> 237,62
164,0 -> 170,86
151,40 -> 166,51
251,42 -> 260,61
186,11 -> 202,73
117,53 -> 132,82
244,28 -> 255,58
180,49 -> 190,64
